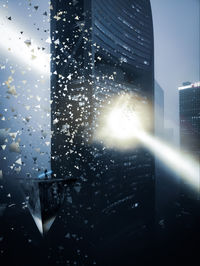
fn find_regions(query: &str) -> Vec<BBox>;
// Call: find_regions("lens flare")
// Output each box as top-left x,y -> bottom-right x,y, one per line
95,93 -> 150,149
107,100 -> 142,140
96,94 -> 200,191
0,13 -> 50,75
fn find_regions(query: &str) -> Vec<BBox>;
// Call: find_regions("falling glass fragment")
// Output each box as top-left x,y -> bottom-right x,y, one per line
19,176 -> 77,234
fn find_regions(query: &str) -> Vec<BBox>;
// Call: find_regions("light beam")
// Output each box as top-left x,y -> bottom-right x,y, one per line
96,94 -> 200,191
0,14 -> 50,75
137,131 -> 199,190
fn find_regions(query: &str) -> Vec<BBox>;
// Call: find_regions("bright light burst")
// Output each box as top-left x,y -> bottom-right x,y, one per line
95,93 -> 149,149
96,94 -> 200,191
0,13 -> 50,75
107,100 -> 142,140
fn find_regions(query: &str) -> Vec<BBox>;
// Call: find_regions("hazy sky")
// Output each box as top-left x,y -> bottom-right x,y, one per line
151,0 -> 200,141
0,0 -> 199,143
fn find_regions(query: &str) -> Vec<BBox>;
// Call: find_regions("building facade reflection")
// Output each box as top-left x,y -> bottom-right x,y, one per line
51,0 -> 155,260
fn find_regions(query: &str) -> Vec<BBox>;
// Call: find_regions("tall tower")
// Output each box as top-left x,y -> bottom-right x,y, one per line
179,81 -> 200,153
51,0 -> 154,262
179,81 -> 200,200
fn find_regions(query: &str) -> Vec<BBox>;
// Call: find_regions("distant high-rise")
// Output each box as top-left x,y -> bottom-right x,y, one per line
155,81 -> 164,138
51,0 -> 154,261
164,128 -> 174,143
179,81 -> 200,153
154,81 -> 165,219
179,81 -> 200,201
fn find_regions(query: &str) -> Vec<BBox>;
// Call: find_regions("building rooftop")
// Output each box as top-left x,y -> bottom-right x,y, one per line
178,81 -> 200,91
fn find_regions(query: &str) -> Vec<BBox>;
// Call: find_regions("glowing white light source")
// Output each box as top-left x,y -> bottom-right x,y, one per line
0,14 -> 50,75
97,94 -> 200,192
107,106 -> 141,139
95,93 -> 148,149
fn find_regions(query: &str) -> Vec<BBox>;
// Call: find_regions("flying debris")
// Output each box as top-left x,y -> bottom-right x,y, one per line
24,39 -> 31,47
45,37 -> 51,44
9,142 -> 20,153
7,86 -> 17,96
0,17 -> 50,74
38,170 -> 52,179
0,128 -> 10,144
31,55 -> 37,60
9,132 -> 18,140
1,145 -> 6,150
15,158 -> 22,165
19,179 -> 58,234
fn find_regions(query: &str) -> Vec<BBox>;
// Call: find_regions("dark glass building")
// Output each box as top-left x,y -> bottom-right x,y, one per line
179,81 -> 200,153
51,0 -> 154,262
179,81 -> 200,203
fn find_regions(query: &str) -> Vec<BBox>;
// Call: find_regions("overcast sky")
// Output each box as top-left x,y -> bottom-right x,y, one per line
151,0 -> 200,142
0,0 -> 199,144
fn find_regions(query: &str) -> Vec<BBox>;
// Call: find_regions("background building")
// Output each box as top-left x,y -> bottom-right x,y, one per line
154,82 -> 179,226
51,0 -> 155,263
154,81 -> 165,220
179,81 -> 200,154
155,80 -> 164,138
179,81 -> 200,217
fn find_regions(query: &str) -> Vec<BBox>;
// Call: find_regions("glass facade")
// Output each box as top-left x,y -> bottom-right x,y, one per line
51,0 -> 154,260
179,84 -> 200,152
179,82 -> 200,204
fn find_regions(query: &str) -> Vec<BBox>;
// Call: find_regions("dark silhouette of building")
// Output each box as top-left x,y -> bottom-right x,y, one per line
50,0 -> 154,262
179,81 -> 200,227
179,81 -> 200,153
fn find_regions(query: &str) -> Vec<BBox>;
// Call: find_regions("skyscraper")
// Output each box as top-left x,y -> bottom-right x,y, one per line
179,81 -> 200,201
179,81 -> 200,153
50,0 -> 154,261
